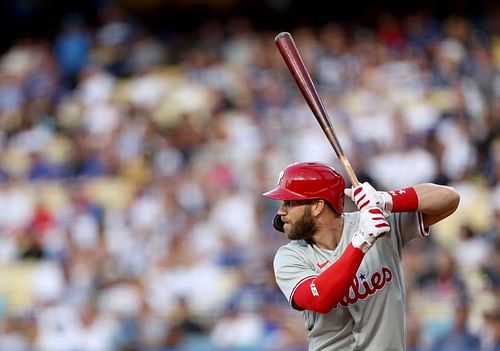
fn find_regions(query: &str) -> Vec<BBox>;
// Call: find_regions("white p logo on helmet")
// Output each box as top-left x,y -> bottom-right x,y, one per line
277,170 -> 284,186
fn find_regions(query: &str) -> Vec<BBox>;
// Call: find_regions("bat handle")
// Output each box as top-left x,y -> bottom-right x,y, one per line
339,155 -> 360,187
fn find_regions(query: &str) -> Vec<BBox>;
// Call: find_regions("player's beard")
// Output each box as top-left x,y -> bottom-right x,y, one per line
285,206 -> 317,241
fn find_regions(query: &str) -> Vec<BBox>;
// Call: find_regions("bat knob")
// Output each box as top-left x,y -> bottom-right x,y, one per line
275,32 -> 291,42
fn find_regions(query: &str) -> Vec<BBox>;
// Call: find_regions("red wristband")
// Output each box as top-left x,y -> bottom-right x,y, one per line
388,187 -> 419,212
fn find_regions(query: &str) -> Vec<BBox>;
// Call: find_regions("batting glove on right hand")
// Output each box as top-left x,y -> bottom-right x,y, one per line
351,208 -> 390,253
345,182 -> 393,214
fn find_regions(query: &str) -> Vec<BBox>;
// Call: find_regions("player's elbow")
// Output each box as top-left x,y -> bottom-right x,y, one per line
452,190 -> 460,211
420,183 -> 461,214
433,185 -> 460,220
422,186 -> 461,227
445,186 -> 460,215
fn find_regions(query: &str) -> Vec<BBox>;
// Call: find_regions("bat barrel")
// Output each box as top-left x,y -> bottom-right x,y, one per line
275,31 -> 360,186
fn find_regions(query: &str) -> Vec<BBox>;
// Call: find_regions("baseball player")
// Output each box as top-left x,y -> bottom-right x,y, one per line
262,161 -> 460,351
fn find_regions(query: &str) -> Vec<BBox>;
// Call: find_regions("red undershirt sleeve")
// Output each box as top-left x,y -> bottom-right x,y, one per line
292,243 -> 365,314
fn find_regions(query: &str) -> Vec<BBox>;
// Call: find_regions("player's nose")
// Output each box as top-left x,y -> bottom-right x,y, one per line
277,202 -> 288,215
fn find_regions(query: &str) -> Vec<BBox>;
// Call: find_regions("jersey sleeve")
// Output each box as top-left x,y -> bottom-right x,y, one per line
273,244 -> 317,306
389,212 -> 430,258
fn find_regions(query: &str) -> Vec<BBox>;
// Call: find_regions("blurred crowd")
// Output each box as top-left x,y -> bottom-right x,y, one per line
0,3 -> 499,351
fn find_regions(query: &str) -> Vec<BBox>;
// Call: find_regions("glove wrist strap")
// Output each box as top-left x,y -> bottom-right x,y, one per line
356,241 -> 372,254
351,231 -> 373,253
379,192 -> 393,212
387,187 -> 419,212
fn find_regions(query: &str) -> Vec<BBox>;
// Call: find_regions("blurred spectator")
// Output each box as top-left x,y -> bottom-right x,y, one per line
411,246 -> 469,347
54,14 -> 92,92
163,297 -> 209,350
209,302 -> 265,350
482,241 -> 500,290
428,303 -> 481,351
94,4 -> 135,77
0,315 -> 30,351
407,313 -> 424,351
454,224 -> 491,272
480,293 -> 500,351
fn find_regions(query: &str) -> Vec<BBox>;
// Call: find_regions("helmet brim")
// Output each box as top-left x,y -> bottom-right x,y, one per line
262,187 -> 309,201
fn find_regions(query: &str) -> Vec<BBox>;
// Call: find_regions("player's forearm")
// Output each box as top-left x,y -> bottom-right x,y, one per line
292,244 -> 365,314
413,183 -> 460,227
350,182 -> 459,220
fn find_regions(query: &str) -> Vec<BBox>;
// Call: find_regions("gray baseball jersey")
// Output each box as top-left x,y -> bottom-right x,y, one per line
273,211 -> 428,351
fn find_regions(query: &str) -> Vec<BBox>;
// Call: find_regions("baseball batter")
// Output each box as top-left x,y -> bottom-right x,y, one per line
262,162 -> 460,351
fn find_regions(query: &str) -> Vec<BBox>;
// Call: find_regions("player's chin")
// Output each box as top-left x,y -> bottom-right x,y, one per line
283,224 -> 299,240
282,223 -> 291,235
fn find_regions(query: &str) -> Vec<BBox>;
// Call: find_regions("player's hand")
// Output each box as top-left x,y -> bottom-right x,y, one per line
345,182 -> 393,214
351,208 -> 390,253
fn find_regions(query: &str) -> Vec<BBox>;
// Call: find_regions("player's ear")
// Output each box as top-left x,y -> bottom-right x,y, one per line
311,199 -> 326,216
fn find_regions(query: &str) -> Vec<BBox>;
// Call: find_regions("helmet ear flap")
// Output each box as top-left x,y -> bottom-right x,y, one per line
273,214 -> 285,232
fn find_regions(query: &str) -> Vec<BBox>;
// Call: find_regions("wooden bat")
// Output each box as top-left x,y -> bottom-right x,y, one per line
274,31 -> 360,186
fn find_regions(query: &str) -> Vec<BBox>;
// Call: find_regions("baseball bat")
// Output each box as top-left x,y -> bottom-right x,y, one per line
274,31 -> 360,187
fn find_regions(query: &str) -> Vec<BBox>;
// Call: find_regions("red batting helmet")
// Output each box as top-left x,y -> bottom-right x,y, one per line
262,162 -> 346,214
